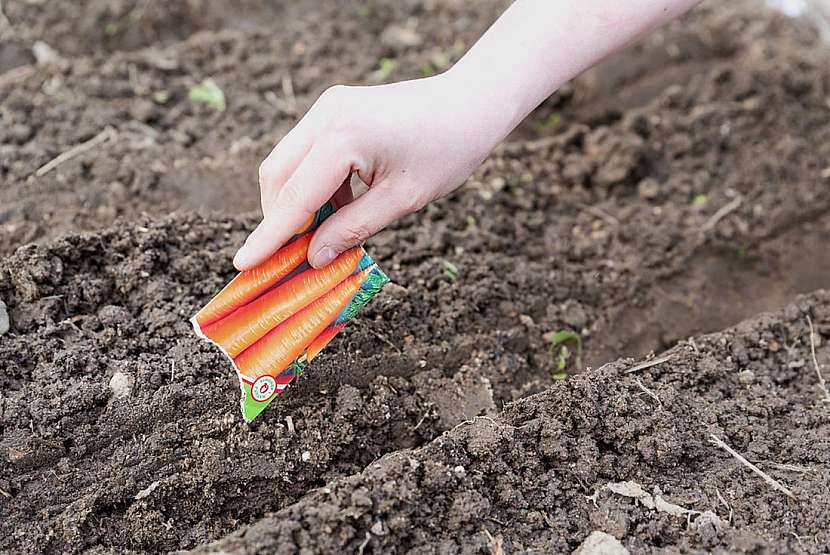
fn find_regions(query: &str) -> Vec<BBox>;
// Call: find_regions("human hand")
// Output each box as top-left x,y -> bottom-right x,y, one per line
233,73 -> 512,270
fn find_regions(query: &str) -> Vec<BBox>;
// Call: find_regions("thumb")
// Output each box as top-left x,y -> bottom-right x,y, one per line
308,185 -> 417,268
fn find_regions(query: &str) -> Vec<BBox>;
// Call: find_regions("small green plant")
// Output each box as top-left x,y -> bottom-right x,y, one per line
464,215 -> 478,233
356,3 -> 371,18
692,194 -> 708,205
547,329 -> 582,372
441,259 -> 459,283
419,62 -> 436,77
189,79 -> 226,112
531,112 -> 561,134
104,21 -> 121,36
736,246 -> 748,258
374,58 -> 398,81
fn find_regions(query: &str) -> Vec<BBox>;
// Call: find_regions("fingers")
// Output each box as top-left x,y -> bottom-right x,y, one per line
308,184 -> 419,269
234,138 -> 356,270
258,124 -> 314,216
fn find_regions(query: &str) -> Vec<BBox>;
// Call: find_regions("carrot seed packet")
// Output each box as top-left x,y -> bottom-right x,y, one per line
192,202 -> 389,422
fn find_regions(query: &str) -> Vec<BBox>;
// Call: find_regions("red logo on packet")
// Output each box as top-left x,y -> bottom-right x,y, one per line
251,375 -> 277,402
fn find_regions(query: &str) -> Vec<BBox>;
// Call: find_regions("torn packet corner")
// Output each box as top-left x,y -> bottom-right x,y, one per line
191,203 -> 389,422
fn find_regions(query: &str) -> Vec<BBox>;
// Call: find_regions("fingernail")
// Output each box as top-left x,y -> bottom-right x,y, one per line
233,244 -> 252,269
311,246 -> 337,268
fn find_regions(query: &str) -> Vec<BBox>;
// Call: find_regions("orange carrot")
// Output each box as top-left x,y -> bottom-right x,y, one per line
234,266 -> 373,379
194,234 -> 311,327
306,324 -> 346,361
202,248 -> 364,357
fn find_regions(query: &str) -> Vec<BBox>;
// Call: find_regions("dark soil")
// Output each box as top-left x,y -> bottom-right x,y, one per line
1,0 -> 829,553
197,291 -> 830,555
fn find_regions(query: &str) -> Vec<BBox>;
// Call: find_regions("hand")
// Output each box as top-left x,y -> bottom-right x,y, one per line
233,73 -> 510,270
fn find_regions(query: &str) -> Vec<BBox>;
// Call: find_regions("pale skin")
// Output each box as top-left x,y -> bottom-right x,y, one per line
234,0 -> 702,271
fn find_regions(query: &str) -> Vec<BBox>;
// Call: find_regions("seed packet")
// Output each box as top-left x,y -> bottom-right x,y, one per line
191,202 -> 389,422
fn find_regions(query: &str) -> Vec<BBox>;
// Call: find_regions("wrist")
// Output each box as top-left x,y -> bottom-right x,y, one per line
435,68 -> 523,156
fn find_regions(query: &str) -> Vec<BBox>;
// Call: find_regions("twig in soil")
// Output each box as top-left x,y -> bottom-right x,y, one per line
285,415 -> 296,435
709,434 -> 796,501
624,354 -> 674,374
578,203 -> 620,227
633,378 -> 662,409
806,316 -> 830,403
355,321 -> 402,353
687,337 -> 699,353
357,531 -> 371,555
0,486 -> 11,498
412,413 -> 429,430
700,195 -> 743,233
482,528 -> 505,555
715,488 -> 733,523
35,127 -> 116,177
451,415 -> 500,432
282,74 -> 297,115
170,361 -> 175,382
759,461 -> 814,474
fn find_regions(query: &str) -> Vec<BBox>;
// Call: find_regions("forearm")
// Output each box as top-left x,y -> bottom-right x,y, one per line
445,0 -> 701,146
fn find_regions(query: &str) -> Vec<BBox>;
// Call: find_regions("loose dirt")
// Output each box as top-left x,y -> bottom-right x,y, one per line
1,0 -> 828,553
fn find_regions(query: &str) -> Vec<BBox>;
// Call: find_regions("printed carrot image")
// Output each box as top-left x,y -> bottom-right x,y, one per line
235,266 -> 375,380
202,248 -> 367,357
193,233 -> 311,328
192,202 -> 388,422
306,324 -> 346,361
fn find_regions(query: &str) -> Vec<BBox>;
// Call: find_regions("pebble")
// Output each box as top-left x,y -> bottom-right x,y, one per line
572,531 -> 629,555
737,369 -> 754,385
0,300 -> 9,336
638,178 -> 660,200
109,371 -> 133,399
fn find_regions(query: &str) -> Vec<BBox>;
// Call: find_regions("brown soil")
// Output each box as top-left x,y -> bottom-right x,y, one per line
1,1 -> 829,553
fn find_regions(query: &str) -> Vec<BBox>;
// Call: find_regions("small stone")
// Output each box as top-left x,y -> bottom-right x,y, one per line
637,178 -> 660,200
737,370 -> 754,385
0,300 -> 9,336
453,465 -> 466,478
301,450 -> 311,462
519,314 -> 535,327
32,41 -> 63,66
370,520 -> 386,536
380,21 -> 422,48
109,371 -> 133,399
572,531 -> 629,555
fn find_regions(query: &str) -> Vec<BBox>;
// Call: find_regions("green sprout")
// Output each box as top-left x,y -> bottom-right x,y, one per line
419,62 -> 437,77
532,112 -> 561,134
441,260 -> 459,283
356,4 -> 371,18
547,329 -> 583,373
374,58 -> 398,81
104,21 -> 121,36
189,79 -> 226,112
692,194 -> 708,205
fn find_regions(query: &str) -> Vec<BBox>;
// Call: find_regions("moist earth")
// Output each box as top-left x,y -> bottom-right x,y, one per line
1,0 -> 829,553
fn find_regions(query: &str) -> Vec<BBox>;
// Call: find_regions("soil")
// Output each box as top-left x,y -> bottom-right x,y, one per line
1,0 -> 829,553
